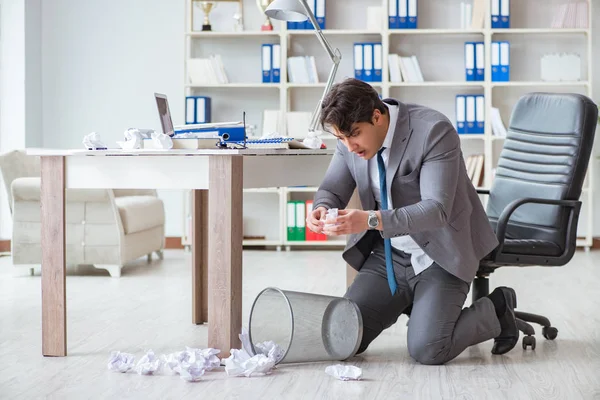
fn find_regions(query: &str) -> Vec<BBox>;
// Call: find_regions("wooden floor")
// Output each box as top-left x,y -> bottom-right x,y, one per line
1,249 -> 599,399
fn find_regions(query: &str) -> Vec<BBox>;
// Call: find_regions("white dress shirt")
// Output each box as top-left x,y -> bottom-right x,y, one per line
369,105 -> 434,275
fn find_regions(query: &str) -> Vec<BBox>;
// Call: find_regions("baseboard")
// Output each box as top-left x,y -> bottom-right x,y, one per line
165,237 -> 184,250
0,240 -> 10,253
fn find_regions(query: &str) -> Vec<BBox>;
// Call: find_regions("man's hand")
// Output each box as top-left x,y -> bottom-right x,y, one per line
323,209 -> 377,236
306,206 -> 327,234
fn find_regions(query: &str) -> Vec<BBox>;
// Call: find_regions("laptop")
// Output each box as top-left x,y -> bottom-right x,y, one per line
154,93 -> 248,144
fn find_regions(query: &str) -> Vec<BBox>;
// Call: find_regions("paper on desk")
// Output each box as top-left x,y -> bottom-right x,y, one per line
151,131 -> 173,149
134,349 -> 164,375
117,128 -> 154,149
107,351 -> 136,373
164,347 -> 221,382
325,364 -> 363,381
83,132 -> 107,150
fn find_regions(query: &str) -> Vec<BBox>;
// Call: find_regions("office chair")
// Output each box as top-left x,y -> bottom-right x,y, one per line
474,92 -> 598,350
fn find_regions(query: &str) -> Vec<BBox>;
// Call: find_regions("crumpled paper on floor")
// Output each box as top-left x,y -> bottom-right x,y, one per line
135,349 -> 164,375
83,132 -> 107,150
107,351 -> 136,373
224,328 -> 283,377
164,347 -> 221,382
325,364 -> 362,381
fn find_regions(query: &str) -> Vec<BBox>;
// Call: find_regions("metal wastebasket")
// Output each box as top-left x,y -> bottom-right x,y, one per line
248,287 -> 363,364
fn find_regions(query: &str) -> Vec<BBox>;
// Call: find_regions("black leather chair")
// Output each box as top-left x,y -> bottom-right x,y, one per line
474,92 -> 598,350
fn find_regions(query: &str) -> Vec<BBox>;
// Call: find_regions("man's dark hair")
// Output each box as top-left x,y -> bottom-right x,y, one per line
319,78 -> 388,137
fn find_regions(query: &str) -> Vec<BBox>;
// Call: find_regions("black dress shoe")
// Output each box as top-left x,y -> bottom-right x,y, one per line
491,287 -> 519,355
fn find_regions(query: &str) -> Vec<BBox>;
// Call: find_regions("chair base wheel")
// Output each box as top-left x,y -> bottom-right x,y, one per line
522,335 -> 536,350
542,326 -> 558,340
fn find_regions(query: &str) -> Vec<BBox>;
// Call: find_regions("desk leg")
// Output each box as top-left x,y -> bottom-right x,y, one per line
192,189 -> 209,324
346,190 -> 361,288
41,156 -> 67,356
208,156 -> 243,357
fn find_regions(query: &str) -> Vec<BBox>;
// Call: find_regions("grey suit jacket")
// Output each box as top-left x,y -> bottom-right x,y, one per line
313,99 -> 499,283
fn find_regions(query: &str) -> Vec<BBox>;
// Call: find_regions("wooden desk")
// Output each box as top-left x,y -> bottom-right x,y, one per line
27,148 -> 333,357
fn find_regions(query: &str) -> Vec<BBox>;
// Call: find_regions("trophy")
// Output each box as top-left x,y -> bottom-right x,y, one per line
192,0 -> 244,32
257,0 -> 275,31
197,1 -> 216,31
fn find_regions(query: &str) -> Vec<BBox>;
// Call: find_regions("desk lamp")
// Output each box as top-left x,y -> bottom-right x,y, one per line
265,0 -> 341,143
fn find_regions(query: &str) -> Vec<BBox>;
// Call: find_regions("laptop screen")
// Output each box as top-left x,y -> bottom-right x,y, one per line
154,93 -> 175,136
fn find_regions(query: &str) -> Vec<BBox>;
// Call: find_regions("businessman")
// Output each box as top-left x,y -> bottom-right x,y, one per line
308,78 -> 519,365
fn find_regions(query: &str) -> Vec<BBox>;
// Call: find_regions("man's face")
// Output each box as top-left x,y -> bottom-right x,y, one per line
331,109 -> 387,160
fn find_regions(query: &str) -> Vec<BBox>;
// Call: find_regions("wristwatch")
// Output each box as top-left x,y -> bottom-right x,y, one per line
367,210 -> 379,230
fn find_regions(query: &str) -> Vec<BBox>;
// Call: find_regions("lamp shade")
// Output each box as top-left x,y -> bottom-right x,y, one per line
264,0 -> 308,22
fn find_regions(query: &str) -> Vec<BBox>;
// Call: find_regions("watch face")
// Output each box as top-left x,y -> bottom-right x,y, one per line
368,214 -> 378,228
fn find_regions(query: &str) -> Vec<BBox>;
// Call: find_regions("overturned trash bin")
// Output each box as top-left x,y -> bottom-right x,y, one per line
248,287 -> 363,364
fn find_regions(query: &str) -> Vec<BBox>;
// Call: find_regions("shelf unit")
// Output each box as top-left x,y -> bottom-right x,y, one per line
182,0 -> 595,250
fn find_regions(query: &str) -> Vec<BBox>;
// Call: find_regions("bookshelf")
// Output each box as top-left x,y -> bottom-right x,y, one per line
182,0 -> 595,250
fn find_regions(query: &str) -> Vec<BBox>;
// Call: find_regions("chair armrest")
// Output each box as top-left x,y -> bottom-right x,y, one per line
11,177 -> 110,202
476,189 -> 490,195
493,197 -> 581,256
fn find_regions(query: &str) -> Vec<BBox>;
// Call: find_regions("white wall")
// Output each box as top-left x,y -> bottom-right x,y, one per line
40,0 -> 186,236
0,0 -> 43,239
2,0 -> 600,238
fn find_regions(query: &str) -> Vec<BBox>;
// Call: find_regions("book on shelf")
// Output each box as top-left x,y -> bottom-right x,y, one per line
187,55 -> 229,85
465,154 -> 485,188
388,54 -> 424,83
470,0 -> 486,29
287,56 -> 319,84
490,107 -> 507,138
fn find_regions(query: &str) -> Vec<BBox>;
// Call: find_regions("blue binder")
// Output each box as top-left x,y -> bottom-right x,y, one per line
465,95 -> 476,134
363,43 -> 374,82
491,41 -> 501,81
272,44 -> 281,83
354,43 -> 364,81
475,95 -> 485,134
465,42 -> 475,81
373,43 -> 383,82
389,0 -> 398,29
185,96 -> 211,125
315,0 -> 326,29
398,0 -> 408,28
491,0 -> 501,28
475,42 -> 485,81
500,0 -> 510,28
499,41 -> 510,81
262,44 -> 272,83
456,95 -> 466,134
407,0 -> 417,29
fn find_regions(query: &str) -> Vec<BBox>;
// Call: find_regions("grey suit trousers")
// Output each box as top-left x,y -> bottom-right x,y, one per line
344,242 -> 502,365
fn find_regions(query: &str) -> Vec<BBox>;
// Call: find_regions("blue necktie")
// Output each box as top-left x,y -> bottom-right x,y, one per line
377,148 -> 397,295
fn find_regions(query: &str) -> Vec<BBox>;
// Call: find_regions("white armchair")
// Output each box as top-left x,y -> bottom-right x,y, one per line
0,150 -> 165,277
